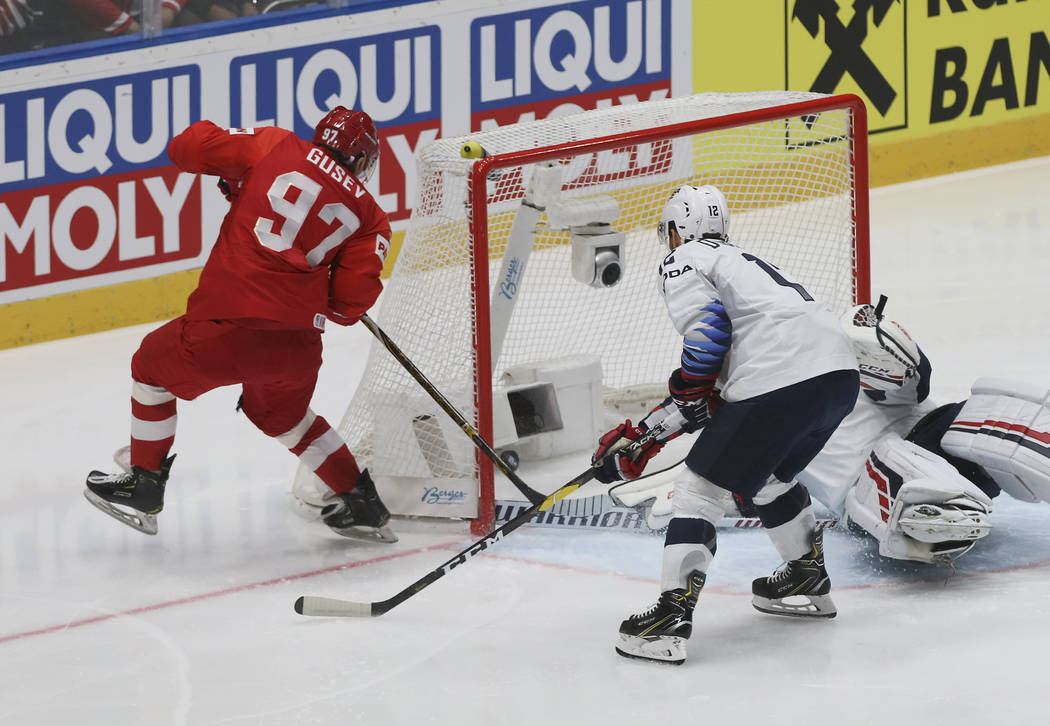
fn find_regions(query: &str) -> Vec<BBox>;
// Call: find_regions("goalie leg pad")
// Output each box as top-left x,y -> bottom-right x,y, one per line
845,434 -> 993,564
940,377 -> 1050,504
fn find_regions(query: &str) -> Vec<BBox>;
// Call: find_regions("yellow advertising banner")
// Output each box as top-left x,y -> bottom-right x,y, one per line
695,0 -> 1050,181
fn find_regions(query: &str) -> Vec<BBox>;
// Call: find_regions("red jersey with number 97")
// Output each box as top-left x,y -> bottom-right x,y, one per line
168,121 -> 391,330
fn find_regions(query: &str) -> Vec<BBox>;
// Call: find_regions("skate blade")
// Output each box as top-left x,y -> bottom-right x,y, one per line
752,594 -> 837,619
328,523 -> 398,544
615,634 -> 686,665
83,489 -> 158,535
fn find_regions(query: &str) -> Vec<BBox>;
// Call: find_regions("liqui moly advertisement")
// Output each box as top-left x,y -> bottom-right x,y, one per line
470,0 -> 671,129
0,0 -> 686,305
0,68 -> 202,300
469,0 -> 674,196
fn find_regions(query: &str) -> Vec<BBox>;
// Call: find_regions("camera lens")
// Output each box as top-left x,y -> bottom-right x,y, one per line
594,250 -> 621,287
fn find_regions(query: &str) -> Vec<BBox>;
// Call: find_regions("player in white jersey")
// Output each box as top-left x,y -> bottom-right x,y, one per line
612,299 -> 1050,567
595,185 -> 859,665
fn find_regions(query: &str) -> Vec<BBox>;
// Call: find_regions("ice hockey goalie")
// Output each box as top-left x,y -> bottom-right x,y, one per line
610,301 -> 1050,565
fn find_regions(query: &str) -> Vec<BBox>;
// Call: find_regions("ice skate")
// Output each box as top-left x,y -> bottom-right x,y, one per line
84,455 -> 175,535
615,570 -> 705,665
751,531 -> 836,618
321,470 -> 397,543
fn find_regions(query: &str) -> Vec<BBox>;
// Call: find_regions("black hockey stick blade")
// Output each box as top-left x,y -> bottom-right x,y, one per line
294,465 -> 597,618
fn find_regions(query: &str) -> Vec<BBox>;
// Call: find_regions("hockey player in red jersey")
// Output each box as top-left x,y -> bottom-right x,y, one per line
84,107 -> 396,543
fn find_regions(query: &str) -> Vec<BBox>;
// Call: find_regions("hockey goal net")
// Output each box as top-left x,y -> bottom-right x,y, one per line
305,91 -> 869,533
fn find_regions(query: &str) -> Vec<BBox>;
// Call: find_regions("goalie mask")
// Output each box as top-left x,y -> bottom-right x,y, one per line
313,107 -> 381,183
657,185 -> 729,250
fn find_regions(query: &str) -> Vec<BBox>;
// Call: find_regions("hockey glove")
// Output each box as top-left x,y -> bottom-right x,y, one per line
325,309 -> 361,326
591,420 -> 664,484
217,177 -> 241,202
841,302 -> 921,392
668,367 -> 713,432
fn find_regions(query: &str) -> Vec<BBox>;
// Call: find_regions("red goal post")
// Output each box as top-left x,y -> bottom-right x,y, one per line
306,91 -> 869,535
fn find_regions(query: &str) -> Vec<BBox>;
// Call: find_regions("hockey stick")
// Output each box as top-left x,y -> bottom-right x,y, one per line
491,496 -> 839,532
359,313 -> 546,507
721,517 -> 838,530
294,418 -> 677,618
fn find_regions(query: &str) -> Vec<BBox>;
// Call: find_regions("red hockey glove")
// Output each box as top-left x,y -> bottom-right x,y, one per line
217,177 -> 241,202
591,420 -> 665,484
326,309 -> 362,326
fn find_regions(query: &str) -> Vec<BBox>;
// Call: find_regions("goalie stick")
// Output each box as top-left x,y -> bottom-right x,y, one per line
294,417 -> 678,618
491,496 -> 839,532
359,313 -> 546,507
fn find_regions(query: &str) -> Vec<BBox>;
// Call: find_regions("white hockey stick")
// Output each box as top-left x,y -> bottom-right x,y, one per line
492,496 -> 838,532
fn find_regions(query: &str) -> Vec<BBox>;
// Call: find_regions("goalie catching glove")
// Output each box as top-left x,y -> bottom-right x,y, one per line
841,298 -> 921,392
592,421 -> 665,484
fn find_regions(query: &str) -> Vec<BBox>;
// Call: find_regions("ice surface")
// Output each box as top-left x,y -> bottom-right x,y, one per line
2,158 -> 1049,725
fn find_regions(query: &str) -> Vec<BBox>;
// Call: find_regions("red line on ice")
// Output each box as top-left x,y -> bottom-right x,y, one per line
0,538 -> 464,646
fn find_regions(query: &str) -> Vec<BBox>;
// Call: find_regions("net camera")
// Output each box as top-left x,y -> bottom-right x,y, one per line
547,196 -> 624,289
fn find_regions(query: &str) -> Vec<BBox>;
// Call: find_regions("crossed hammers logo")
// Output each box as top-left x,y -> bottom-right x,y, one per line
792,0 -> 899,116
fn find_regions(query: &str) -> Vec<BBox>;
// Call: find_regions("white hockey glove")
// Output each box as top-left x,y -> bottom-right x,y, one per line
841,297 -> 921,392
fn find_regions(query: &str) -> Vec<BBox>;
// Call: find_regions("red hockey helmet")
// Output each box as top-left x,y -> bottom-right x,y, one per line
312,106 -> 380,183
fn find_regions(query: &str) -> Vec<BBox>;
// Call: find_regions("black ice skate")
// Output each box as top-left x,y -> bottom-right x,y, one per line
83,455 -> 175,535
615,570 -> 706,665
752,531 -> 837,618
321,470 -> 397,543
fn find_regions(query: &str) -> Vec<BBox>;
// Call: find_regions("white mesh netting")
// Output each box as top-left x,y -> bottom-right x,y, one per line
304,91 -> 866,520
